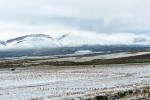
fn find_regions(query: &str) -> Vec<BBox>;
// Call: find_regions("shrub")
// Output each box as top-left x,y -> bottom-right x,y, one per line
142,89 -> 148,93
86,99 -> 91,100
128,90 -> 133,94
93,95 -> 108,100
123,91 -> 128,95
145,87 -> 150,89
135,89 -> 141,93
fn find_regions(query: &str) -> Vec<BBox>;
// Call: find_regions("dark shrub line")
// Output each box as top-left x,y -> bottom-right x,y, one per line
92,87 -> 150,100
1,58 -> 150,68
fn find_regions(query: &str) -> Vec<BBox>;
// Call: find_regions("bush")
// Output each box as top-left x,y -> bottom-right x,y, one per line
135,89 -> 141,93
145,87 -> 150,89
128,90 -> 133,94
142,89 -> 148,93
93,95 -> 108,100
123,91 -> 128,95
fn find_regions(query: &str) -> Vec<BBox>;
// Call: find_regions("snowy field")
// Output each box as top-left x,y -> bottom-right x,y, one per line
0,64 -> 150,100
38,51 -> 150,62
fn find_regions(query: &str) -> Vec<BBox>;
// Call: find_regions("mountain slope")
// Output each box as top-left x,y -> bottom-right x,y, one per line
57,34 -> 109,47
0,34 -> 150,57
0,40 -> 6,51
0,40 -> 6,46
6,34 -> 53,46
4,34 -> 61,50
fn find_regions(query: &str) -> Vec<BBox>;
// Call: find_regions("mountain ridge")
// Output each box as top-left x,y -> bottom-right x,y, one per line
0,34 -> 150,57
1,34 -> 150,46
6,34 -> 53,44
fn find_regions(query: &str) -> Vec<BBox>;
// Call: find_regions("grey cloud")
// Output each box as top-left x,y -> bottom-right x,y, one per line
0,0 -> 150,37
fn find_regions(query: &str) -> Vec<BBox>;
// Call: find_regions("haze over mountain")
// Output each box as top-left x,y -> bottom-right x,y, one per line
0,34 -> 150,57
0,34 -> 150,48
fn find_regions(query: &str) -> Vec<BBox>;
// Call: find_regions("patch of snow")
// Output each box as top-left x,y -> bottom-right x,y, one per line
0,64 -> 150,99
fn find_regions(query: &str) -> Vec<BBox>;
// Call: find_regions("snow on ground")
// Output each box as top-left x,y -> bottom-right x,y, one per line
0,64 -> 150,100
39,51 -> 150,62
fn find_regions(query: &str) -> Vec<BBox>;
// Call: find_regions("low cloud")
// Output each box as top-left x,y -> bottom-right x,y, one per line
0,0 -> 150,40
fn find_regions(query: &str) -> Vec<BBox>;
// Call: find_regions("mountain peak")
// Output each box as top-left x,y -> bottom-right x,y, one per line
26,34 -> 52,39
6,34 -> 53,43
57,34 -> 69,41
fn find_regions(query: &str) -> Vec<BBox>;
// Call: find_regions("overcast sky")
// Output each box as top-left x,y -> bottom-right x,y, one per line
0,0 -> 150,40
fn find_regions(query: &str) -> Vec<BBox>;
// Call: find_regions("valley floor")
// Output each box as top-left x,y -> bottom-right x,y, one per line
0,64 -> 150,100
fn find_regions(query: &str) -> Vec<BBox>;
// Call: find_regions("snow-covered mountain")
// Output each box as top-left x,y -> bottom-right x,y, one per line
6,34 -> 52,43
0,41 -> 6,51
57,34 -> 109,46
0,40 -> 6,46
0,34 -> 150,57
1,34 -> 150,49
57,34 -> 150,46
2,34 -> 60,51
6,34 -> 53,46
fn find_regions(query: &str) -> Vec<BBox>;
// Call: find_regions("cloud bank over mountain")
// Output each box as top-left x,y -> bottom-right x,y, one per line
0,0 -> 150,41
0,33 -> 150,48
0,33 -> 150,57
